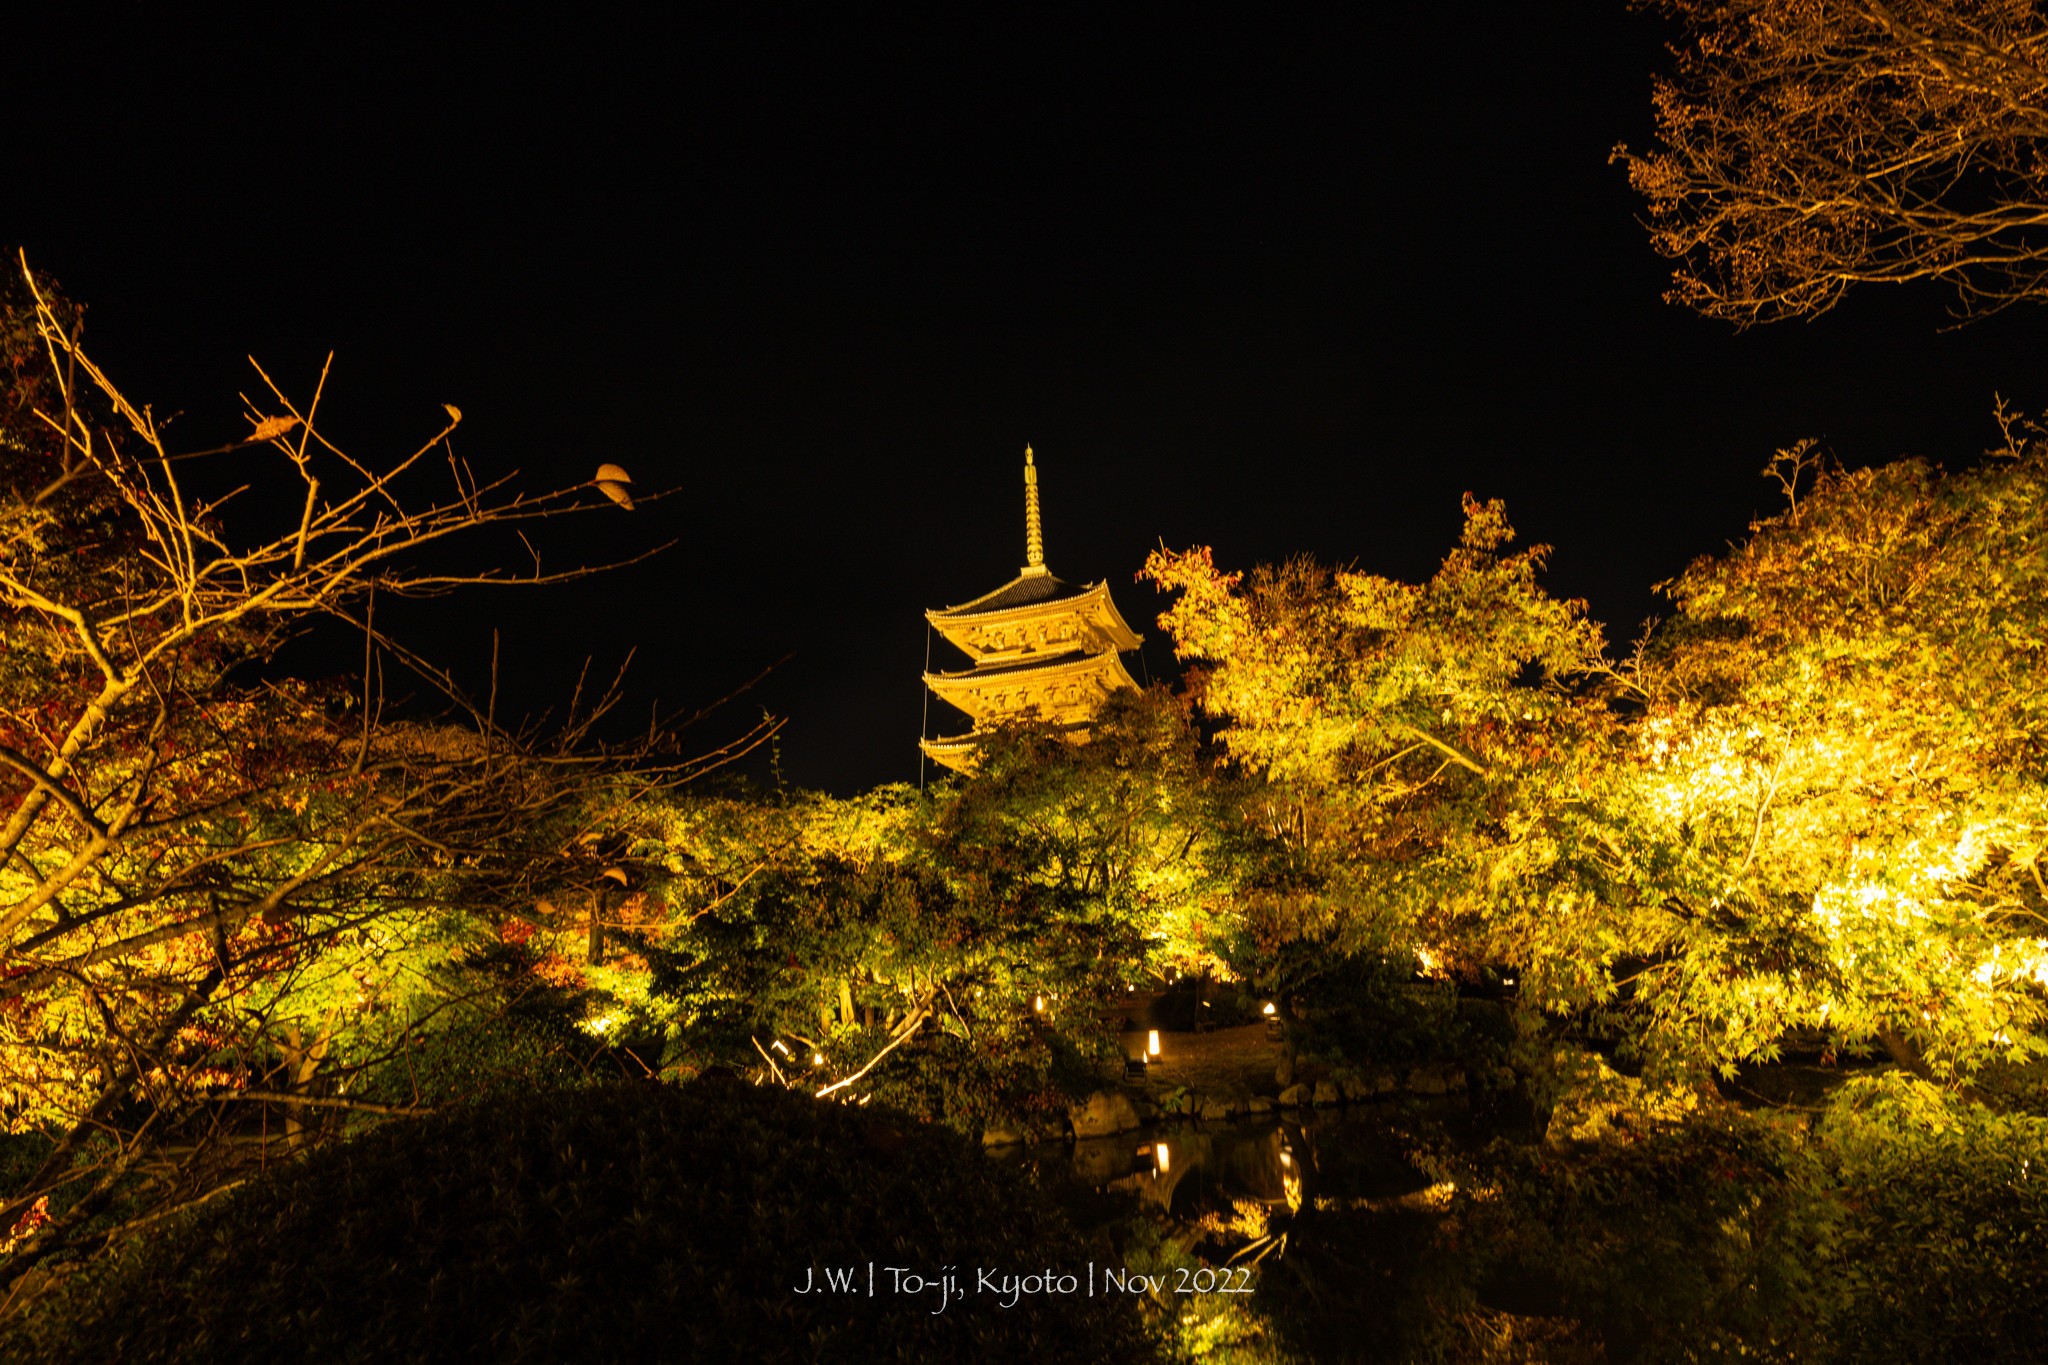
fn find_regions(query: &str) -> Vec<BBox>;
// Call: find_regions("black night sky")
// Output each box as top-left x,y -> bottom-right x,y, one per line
15,10 -> 2048,793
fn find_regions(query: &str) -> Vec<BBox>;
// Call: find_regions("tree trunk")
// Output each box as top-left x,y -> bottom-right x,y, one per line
586,888 -> 608,966
1275,998 -> 1300,1087
280,1010 -> 338,1150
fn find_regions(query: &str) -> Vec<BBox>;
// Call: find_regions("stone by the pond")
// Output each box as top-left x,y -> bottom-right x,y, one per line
1196,1093 -> 1237,1122
982,1125 -> 1029,1149
1338,1075 -> 1372,1103
1373,1073 -> 1400,1095
1035,1115 -> 1073,1142
1278,1082 -> 1314,1108
1312,1080 -> 1342,1106
1068,1090 -> 1140,1138
1246,1094 -> 1275,1115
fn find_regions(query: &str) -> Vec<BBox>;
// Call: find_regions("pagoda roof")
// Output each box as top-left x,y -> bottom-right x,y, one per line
919,718 -> 1092,774
918,733 -> 983,774
925,648 -> 1097,683
931,569 -> 1089,619
924,647 -> 1138,723
925,577 -> 1143,663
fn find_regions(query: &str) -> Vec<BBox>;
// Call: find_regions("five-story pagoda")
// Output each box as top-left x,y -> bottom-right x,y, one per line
920,447 -> 1143,773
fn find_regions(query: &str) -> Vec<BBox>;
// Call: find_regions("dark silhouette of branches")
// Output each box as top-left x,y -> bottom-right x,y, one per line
0,255 -> 779,1298
1617,1 -> 2048,323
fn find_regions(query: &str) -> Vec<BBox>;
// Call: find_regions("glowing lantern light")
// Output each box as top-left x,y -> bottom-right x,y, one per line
1262,1002 -> 1277,1016
812,1052 -> 825,1066
1147,1029 -> 1161,1057
1155,1142 -> 1171,1174
1033,995 -> 1045,1012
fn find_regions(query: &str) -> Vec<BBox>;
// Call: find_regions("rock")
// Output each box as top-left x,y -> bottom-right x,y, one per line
1196,1094 -> 1236,1122
981,1126 -> 1028,1149
1338,1074 -> 1372,1103
1246,1095 -> 1275,1115
1031,1116 -> 1073,1143
1373,1073 -> 1400,1096
1445,1068 -> 1468,1092
1312,1080 -> 1342,1107
1407,1068 -> 1448,1096
1278,1083 -> 1314,1108
1134,1097 -> 1161,1122
1068,1090 -> 1140,1139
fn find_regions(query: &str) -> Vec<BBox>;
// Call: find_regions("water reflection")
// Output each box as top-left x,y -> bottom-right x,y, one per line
994,1101 -> 1478,1363
1100,1125 -> 1299,1213
1003,1104 -> 1452,1213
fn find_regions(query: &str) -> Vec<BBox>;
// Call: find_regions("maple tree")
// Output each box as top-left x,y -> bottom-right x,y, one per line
1147,443 -> 2048,1090
1618,0 -> 2048,323
1613,427 -> 2048,1082
629,692 -> 1219,1129
1143,499 -> 1621,1024
0,258 -> 768,1290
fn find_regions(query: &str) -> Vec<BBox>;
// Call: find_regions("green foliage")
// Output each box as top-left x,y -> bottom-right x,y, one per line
645,782 -> 1132,1125
865,1018 -> 1113,1133
642,693 -> 1219,1131
1150,432 -> 2048,1089
1809,1074 -> 2048,1362
345,941 -> 602,1111
1413,1074 -> 2048,1363
1115,1215 -> 1288,1363
1614,435 -> 2048,1082
1441,1111 -> 1817,1362
5,1080 -> 1166,1364
1145,502 -> 1621,1022
1263,944 -> 1470,1075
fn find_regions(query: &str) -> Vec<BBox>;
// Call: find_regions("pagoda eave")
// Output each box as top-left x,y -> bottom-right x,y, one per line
926,579 -> 1143,662
921,719 -> 1095,774
923,649 -> 1138,725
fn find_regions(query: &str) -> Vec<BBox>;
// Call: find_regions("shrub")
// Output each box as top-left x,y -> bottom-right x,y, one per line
7,1080 -> 1164,1364
863,1017 -> 1113,1135
1811,1074 -> 2048,1363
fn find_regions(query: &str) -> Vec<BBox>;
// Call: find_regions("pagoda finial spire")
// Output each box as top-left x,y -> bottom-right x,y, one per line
1022,445 -> 1047,576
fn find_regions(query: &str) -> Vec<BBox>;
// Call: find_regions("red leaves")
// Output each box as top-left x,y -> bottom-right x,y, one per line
3,1195 -> 49,1247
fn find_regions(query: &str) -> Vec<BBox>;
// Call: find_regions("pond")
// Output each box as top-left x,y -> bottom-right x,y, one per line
991,1097 -> 1507,1362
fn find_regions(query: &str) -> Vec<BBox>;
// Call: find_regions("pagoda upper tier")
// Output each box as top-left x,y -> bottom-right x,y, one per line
920,447 -> 1142,773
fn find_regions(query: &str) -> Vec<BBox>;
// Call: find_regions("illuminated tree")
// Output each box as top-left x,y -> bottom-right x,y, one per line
1143,499 -> 1622,1019
1615,427 -> 2048,1081
638,691 -> 1222,1129
1150,456 -> 2048,1087
1617,1 -> 2048,323
0,258 -> 770,1286
930,690 -> 1225,984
